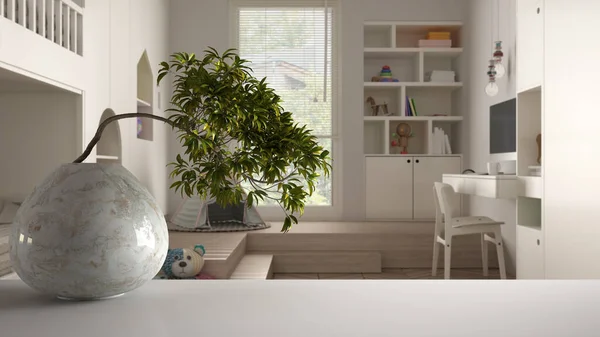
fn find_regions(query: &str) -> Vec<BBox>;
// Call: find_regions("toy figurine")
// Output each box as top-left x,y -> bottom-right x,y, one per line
371,65 -> 400,82
366,96 -> 390,116
395,123 -> 413,154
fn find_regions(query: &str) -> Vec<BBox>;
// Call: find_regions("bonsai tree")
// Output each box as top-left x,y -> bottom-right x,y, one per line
74,48 -> 331,232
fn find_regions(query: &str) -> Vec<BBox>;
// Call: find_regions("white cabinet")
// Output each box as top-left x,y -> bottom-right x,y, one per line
366,157 -> 413,219
517,225 -> 544,279
413,157 -> 461,219
366,156 -> 461,220
517,0 -> 544,92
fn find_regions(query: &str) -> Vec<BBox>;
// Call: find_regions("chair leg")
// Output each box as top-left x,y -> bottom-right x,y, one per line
494,229 -> 507,280
444,236 -> 452,280
432,236 -> 440,276
481,233 -> 489,277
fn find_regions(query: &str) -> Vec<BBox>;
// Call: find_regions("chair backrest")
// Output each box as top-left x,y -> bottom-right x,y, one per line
433,182 -> 460,220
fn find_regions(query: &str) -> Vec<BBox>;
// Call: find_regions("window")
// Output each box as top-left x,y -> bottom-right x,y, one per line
232,0 -> 338,211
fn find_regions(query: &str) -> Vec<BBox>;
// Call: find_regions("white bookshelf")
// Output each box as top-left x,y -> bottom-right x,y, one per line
363,21 -> 464,156
363,21 -> 465,222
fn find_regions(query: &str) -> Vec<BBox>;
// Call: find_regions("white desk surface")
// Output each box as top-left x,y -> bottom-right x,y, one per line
1,280 -> 600,337
443,173 -> 518,180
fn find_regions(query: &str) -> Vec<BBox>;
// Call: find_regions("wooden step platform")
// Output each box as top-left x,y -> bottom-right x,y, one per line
270,251 -> 381,274
230,254 -> 274,279
248,222 -> 498,269
169,232 -> 246,279
168,221 -> 501,278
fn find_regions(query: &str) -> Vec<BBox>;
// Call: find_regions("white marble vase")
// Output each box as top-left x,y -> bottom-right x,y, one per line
9,163 -> 169,300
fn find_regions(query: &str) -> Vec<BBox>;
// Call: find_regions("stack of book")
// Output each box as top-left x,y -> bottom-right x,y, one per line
430,127 -> 452,155
418,31 -> 452,48
425,70 -> 456,83
0,225 -> 10,278
405,96 -> 418,116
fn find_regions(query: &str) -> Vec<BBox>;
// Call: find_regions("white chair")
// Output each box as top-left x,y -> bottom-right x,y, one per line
432,182 -> 507,280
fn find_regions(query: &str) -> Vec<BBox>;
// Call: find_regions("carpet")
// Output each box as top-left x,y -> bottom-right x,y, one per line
167,220 -> 271,232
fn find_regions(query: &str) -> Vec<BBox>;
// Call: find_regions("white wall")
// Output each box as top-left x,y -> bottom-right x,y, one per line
459,0 -> 517,274
0,92 -> 81,201
75,0 -> 172,211
543,0 -> 600,278
167,0 -> 230,215
168,0 -> 468,217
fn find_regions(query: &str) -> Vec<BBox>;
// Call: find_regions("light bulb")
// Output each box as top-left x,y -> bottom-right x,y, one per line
495,62 -> 506,78
485,82 -> 499,96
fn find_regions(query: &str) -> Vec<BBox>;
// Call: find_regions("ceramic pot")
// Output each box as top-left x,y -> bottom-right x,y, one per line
9,163 -> 168,300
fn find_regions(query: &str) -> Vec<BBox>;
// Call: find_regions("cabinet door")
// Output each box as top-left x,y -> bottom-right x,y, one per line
517,0 -> 544,92
365,157 -> 413,219
517,225 -> 544,279
413,156 -> 461,220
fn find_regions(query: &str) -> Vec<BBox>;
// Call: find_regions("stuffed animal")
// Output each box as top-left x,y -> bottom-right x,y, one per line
155,244 -> 209,279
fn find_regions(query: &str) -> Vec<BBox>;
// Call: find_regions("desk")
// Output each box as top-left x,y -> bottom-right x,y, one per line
442,174 -> 520,199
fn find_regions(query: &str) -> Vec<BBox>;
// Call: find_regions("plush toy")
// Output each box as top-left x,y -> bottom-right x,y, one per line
155,244 -> 213,279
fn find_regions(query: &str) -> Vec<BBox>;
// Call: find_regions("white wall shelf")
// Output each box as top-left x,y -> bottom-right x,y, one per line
518,176 -> 542,199
364,48 -> 462,59
364,116 -> 463,122
364,82 -> 463,89
365,154 -> 462,157
137,98 -> 151,108
96,109 -> 122,165
96,155 -> 119,160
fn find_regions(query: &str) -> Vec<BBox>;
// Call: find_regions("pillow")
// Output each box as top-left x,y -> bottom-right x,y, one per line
0,200 -> 19,224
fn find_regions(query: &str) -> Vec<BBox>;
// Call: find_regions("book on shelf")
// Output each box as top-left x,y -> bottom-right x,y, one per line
430,127 -> 452,155
427,31 -> 451,40
405,96 -> 418,116
418,39 -> 452,48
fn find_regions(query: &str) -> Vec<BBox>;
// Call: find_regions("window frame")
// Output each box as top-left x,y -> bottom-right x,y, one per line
229,0 -> 342,221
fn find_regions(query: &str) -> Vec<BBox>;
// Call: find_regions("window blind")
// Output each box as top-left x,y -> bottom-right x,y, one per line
232,0 -> 336,138
232,0 -> 337,207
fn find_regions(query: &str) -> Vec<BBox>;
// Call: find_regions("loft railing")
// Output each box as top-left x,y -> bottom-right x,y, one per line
1,0 -> 83,56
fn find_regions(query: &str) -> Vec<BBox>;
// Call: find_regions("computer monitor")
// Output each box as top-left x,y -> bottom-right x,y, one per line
489,98 -> 516,163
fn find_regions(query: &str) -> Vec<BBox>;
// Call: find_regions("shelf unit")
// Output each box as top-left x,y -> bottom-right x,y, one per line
516,85 -> 543,279
363,21 -> 464,156
363,21 -> 465,222
515,0 -> 544,280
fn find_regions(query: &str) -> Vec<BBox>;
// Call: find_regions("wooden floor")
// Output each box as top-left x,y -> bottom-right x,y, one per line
273,268 -> 510,279
169,221 -> 509,279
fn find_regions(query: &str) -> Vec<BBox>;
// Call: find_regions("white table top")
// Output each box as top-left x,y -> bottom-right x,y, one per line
1,280 -> 600,337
